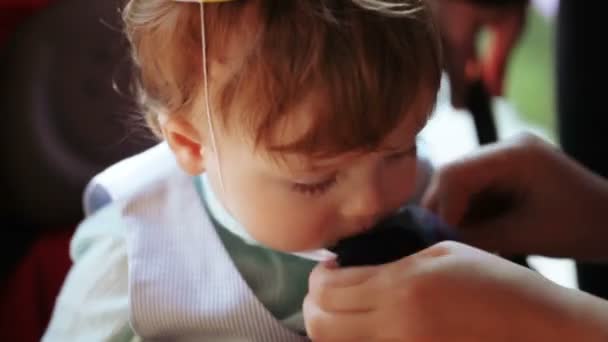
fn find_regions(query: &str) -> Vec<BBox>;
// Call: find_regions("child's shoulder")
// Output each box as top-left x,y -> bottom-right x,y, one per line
83,142 -> 187,215
75,142 -> 198,255
71,200 -> 128,262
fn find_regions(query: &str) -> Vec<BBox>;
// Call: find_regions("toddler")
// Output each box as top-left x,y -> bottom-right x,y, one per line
44,0 -> 441,340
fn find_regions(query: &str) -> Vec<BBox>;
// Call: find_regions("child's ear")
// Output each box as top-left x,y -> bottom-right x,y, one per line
162,115 -> 206,175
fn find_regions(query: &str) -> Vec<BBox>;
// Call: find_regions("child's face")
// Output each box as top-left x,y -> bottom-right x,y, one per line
203,102 -> 421,253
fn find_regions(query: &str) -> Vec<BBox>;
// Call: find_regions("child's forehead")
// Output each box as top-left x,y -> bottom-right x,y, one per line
211,84 -> 429,172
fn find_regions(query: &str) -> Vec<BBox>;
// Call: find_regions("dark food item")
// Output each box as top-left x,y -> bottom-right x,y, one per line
330,206 -> 457,267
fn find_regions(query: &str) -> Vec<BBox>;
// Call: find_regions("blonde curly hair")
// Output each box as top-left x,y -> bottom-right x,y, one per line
122,0 -> 441,157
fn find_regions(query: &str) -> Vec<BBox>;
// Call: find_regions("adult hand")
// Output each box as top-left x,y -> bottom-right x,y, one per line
304,241 -> 608,341
422,134 -> 608,260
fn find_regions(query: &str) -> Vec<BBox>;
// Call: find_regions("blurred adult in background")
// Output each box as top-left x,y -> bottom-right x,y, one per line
435,0 -> 608,299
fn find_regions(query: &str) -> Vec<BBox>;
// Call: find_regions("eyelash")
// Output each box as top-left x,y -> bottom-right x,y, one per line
290,147 -> 416,197
291,176 -> 338,197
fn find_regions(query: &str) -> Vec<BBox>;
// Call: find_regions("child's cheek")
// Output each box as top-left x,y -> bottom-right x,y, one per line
236,193 -> 337,252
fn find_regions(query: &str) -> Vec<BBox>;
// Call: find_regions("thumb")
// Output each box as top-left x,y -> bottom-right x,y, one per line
422,142 -> 525,228
424,184 -> 524,254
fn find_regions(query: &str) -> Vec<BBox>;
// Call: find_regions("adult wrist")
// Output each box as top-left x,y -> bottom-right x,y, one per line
558,286 -> 608,341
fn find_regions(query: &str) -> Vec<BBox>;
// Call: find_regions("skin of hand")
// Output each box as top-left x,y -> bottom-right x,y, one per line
304,241 -> 608,341
432,0 -> 528,107
422,133 -> 608,261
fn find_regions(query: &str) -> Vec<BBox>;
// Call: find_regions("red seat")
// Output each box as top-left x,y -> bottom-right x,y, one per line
0,230 -> 72,342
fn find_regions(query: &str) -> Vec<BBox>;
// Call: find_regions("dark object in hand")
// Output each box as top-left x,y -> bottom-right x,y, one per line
329,206 -> 457,267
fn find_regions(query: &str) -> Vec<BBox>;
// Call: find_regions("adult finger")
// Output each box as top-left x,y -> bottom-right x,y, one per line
303,295 -> 376,341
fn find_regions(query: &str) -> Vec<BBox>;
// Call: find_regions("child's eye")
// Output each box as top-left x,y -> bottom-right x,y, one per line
291,176 -> 337,197
385,145 -> 417,162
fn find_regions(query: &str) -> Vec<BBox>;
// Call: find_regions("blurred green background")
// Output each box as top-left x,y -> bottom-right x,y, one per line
505,9 -> 556,136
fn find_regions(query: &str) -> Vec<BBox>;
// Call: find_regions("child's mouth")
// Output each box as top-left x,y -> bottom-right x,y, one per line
328,206 -> 459,267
